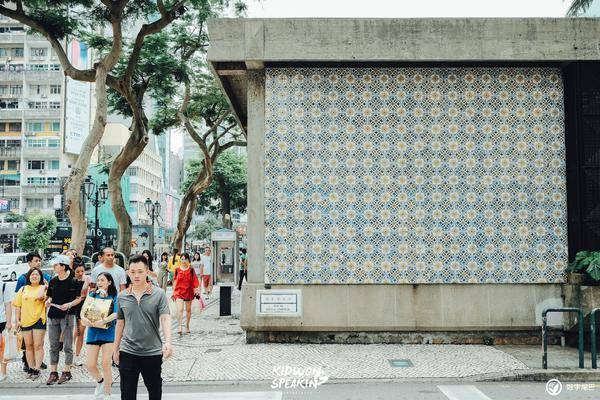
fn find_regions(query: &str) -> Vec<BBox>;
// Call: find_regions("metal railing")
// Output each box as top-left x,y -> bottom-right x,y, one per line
542,307 -> 585,369
591,308 -> 600,369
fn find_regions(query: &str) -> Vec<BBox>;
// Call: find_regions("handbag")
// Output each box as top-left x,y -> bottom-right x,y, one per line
80,294 -> 113,329
2,327 -> 21,360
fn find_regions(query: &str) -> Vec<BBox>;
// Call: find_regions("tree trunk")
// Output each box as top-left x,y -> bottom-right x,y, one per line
220,193 -> 231,229
109,130 -> 148,257
172,170 -> 212,250
63,65 -> 111,254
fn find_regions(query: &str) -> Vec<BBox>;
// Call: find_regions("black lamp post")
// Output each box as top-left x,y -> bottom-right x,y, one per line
145,197 -> 161,256
82,175 -> 108,253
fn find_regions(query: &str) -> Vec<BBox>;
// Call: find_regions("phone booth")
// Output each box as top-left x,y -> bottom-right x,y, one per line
210,228 -> 239,316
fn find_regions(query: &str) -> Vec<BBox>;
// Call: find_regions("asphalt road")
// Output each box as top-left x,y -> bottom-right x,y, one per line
0,380 -> 599,399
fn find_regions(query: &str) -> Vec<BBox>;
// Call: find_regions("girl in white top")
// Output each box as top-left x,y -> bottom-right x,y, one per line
191,252 -> 203,277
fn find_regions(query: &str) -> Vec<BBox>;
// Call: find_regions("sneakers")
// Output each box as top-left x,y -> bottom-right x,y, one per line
73,356 -> 84,367
46,371 -> 59,385
40,362 -> 47,370
57,371 -> 72,384
94,378 -> 104,397
28,369 -> 40,380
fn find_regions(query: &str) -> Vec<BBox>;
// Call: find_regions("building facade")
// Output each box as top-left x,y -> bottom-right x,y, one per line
208,18 -> 600,342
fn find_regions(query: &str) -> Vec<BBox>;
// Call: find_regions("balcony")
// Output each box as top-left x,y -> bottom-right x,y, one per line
0,185 -> 21,198
24,70 -> 63,81
21,184 -> 60,196
0,33 -> 25,44
0,109 -> 22,119
0,147 -> 21,158
22,146 -> 59,158
23,108 -> 62,119
0,70 -> 24,82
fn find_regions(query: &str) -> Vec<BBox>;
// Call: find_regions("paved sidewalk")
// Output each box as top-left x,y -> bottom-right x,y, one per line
2,285 -> 599,387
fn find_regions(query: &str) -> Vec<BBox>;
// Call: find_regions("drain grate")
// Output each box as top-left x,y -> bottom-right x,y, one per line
388,359 -> 413,368
205,348 -> 222,353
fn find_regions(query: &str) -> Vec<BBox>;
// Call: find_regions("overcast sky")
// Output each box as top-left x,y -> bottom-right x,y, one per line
246,0 -> 573,18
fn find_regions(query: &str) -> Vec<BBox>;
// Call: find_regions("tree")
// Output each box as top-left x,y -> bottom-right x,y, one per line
18,214 -> 58,253
151,5 -> 247,251
183,151 -> 247,227
192,214 -> 222,242
567,0 -> 594,15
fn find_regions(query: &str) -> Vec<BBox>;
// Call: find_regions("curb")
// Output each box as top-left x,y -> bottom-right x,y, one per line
483,369 -> 600,382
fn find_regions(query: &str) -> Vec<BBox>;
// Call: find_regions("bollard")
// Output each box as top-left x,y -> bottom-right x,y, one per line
592,308 -> 599,369
542,307 -> 584,369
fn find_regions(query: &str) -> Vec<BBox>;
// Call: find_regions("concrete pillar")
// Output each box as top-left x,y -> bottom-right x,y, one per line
246,69 -> 265,284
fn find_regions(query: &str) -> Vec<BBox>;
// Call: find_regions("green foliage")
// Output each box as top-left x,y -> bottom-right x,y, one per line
3,212 -> 25,223
568,251 -> 600,281
192,214 -> 222,241
18,213 -> 58,252
567,0 -> 595,16
182,150 -> 247,215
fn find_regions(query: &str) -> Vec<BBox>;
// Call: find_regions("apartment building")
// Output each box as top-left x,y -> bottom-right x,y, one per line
0,15 -> 67,216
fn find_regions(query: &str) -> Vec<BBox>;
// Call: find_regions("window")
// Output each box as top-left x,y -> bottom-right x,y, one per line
0,162 -> 4,171
49,64 -> 60,71
0,49 -> 7,57
29,85 -> 45,96
26,139 -> 45,148
46,198 -> 54,208
51,122 -> 60,132
28,101 -> 47,109
0,100 -> 18,109
6,140 -> 20,148
0,85 -> 7,95
7,160 -> 19,170
27,177 -> 45,185
12,48 -> 23,57
50,85 -> 61,95
10,85 -> 22,95
47,177 -> 58,185
26,122 -> 43,132
47,139 -> 59,148
49,160 -> 59,170
128,167 -> 138,176
9,199 -> 19,210
25,198 -> 44,209
27,160 -> 44,170
49,101 -> 60,109
8,122 -> 21,132
30,48 -> 47,57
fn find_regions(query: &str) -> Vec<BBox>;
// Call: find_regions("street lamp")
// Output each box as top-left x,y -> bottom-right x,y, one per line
145,198 -> 161,256
82,175 -> 108,253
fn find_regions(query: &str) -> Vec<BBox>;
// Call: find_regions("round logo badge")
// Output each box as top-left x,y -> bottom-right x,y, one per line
546,379 -> 563,396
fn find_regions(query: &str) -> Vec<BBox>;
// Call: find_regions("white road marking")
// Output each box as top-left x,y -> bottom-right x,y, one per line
438,385 -> 493,400
0,392 -> 283,400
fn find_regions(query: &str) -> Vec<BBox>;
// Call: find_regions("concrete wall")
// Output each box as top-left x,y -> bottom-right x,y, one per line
241,283 -> 563,332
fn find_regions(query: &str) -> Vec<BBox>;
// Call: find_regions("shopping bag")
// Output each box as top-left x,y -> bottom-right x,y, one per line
3,329 -> 20,360
80,294 -> 113,329
197,294 -> 205,311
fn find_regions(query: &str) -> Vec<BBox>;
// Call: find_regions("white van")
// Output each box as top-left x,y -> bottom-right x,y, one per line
0,252 -> 30,281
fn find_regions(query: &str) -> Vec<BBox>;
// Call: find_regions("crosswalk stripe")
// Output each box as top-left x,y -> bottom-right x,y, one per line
438,385 -> 493,400
0,392 -> 283,400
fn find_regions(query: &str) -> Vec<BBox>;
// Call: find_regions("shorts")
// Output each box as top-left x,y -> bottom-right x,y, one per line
201,275 -> 212,287
86,340 -> 112,346
0,321 -> 5,334
21,319 -> 46,331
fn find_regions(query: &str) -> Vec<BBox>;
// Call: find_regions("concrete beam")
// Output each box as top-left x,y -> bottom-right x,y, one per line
208,18 -> 600,63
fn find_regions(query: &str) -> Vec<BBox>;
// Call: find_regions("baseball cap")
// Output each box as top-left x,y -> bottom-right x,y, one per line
50,254 -> 71,266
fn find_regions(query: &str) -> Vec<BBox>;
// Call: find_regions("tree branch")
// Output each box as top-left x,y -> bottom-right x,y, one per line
208,122 -> 237,153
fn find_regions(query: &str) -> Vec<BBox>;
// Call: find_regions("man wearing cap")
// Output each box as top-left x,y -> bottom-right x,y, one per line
44,255 -> 81,385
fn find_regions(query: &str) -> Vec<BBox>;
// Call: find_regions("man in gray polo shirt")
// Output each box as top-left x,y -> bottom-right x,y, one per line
113,254 -> 172,400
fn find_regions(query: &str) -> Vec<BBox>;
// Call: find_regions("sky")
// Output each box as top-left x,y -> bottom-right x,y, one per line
246,0 -> 574,18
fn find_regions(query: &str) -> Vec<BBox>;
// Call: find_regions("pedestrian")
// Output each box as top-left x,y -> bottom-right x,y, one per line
191,252 -> 202,277
142,250 -> 158,283
158,253 -> 169,291
72,258 -> 91,367
82,272 -> 119,400
200,247 -> 213,299
167,249 -> 180,286
14,252 -> 49,372
13,268 -> 47,380
238,248 -> 248,291
45,255 -> 81,385
113,254 -> 172,400
0,278 -> 14,382
90,248 -> 127,292
172,253 -> 199,335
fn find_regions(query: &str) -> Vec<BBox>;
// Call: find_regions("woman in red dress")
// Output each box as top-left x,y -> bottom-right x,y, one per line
172,253 -> 199,335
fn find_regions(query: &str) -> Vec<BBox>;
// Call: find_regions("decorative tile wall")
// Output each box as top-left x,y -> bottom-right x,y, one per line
264,67 -> 567,284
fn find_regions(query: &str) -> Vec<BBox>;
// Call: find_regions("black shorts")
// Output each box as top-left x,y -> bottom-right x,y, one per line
86,340 -> 112,346
21,319 -> 46,331
0,321 -> 5,334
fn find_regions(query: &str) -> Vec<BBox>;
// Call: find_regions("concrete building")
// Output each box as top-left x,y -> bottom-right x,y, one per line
0,15 -> 73,217
208,18 -> 600,342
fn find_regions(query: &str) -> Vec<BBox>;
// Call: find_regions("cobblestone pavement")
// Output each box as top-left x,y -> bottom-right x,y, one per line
2,285 -> 532,386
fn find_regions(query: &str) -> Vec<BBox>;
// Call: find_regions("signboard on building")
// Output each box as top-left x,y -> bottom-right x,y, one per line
0,199 -> 9,212
64,39 -> 91,155
256,290 -> 302,317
